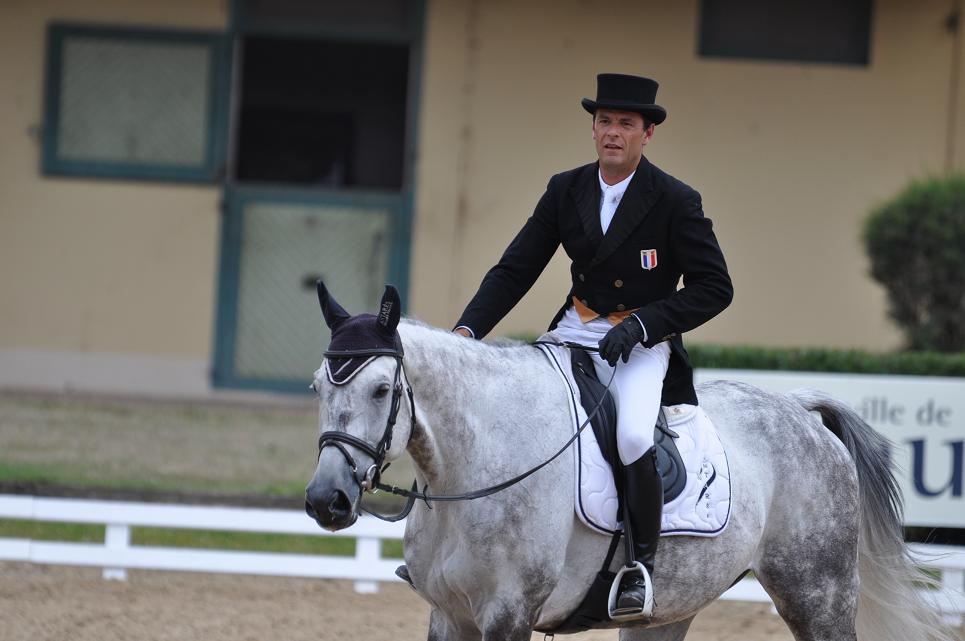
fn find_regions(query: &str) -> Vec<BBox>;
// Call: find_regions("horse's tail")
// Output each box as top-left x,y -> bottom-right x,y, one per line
789,389 -> 955,641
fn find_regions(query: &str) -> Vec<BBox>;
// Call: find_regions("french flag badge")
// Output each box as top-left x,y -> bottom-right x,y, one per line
640,249 -> 658,270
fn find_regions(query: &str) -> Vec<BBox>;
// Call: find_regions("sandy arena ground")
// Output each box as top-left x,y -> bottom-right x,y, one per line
2,396 -> 962,640
0,561 -> 798,641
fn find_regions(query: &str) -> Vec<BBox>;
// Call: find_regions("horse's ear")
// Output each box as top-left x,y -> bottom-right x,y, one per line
376,284 -> 401,334
316,279 -> 351,331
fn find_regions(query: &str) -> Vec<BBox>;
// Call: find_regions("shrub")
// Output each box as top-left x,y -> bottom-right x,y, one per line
686,344 -> 965,376
863,175 -> 965,351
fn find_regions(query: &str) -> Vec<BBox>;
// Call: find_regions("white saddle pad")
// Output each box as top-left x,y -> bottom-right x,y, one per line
536,336 -> 731,537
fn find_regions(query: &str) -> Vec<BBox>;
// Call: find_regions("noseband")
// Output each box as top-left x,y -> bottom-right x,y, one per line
317,345 -> 416,520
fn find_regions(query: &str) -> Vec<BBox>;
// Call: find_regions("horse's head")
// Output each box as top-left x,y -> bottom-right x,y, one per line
305,280 -> 413,531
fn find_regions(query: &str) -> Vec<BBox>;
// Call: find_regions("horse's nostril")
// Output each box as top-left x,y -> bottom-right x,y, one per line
305,485 -> 355,527
329,489 -> 351,516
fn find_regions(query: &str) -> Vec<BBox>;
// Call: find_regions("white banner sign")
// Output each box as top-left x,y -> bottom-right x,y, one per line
695,369 -> 965,529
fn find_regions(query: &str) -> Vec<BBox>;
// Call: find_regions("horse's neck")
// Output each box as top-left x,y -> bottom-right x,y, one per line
398,322 -> 550,489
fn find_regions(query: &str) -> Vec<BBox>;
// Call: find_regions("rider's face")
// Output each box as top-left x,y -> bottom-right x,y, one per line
592,109 -> 653,181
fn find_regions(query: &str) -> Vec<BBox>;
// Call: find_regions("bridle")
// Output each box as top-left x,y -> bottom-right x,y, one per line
315,339 -> 615,523
316,344 -> 416,519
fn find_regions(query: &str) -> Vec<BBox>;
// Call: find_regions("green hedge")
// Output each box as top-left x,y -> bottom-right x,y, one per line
687,344 -> 965,377
510,333 -> 965,376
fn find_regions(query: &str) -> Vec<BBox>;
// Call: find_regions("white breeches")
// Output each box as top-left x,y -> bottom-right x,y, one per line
554,307 -> 671,466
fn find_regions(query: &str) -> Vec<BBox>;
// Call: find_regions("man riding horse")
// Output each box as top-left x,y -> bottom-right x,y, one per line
453,73 -> 733,618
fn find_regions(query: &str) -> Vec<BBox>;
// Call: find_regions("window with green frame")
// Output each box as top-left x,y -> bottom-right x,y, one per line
42,22 -> 228,182
698,0 -> 873,66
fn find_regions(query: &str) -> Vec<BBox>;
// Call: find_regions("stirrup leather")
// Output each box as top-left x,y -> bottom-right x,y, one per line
607,561 -> 654,621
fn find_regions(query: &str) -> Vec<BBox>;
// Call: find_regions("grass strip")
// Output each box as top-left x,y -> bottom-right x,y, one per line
0,519 -> 104,543
0,461 -> 308,498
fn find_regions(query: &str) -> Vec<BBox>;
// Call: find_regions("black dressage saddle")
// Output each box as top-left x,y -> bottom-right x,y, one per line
569,347 -> 687,505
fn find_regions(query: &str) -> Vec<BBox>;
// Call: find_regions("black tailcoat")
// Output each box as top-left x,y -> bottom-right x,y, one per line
456,157 -> 733,406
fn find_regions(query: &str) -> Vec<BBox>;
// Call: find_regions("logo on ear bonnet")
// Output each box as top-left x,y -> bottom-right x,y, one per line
378,300 -> 394,328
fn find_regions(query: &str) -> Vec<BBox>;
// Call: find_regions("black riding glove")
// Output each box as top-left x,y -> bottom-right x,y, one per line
598,314 -> 646,367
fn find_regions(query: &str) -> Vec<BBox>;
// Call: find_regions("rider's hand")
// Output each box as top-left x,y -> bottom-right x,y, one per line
598,314 -> 646,366
453,327 -> 473,338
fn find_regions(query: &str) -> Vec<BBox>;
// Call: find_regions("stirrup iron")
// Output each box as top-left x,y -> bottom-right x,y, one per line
607,561 -> 654,621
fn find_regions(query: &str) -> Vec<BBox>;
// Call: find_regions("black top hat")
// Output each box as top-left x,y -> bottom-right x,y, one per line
581,73 -> 667,125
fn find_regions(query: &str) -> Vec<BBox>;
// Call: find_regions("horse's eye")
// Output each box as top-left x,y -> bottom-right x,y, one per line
373,384 -> 390,399
309,381 -> 318,393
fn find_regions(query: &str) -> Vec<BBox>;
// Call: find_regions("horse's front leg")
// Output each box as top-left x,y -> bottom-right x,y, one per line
476,582 -> 557,641
479,604 -> 538,641
428,608 -> 481,641
620,617 -> 696,641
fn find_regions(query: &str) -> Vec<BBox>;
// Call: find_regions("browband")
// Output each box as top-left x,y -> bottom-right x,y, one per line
324,347 -> 404,359
323,347 -> 403,386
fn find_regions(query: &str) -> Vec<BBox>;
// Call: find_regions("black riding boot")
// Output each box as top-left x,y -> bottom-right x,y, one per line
614,446 -> 663,616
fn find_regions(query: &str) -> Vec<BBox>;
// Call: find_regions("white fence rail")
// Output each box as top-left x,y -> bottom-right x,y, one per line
0,494 -> 962,623
0,494 -> 401,593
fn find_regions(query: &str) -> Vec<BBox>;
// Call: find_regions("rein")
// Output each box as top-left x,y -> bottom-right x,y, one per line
317,340 -> 616,522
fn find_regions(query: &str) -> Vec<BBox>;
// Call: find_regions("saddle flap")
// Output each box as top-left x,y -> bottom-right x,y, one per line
654,426 -> 687,504
570,348 -> 619,470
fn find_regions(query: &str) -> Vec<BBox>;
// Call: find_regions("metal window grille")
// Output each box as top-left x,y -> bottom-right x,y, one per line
43,25 -> 223,181
233,201 -> 391,381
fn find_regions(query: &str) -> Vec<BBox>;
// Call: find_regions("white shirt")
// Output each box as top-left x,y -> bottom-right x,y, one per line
598,169 -> 635,234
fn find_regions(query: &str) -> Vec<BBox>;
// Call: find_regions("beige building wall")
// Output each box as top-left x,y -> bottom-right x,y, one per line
0,0 -> 227,393
411,0 -> 965,350
1,0 -> 961,396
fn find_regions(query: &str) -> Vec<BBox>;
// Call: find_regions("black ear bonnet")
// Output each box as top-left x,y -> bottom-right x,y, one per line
324,314 -> 403,384
318,281 -> 403,385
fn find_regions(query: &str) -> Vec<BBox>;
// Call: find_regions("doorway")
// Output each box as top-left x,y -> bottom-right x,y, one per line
213,1 -> 422,391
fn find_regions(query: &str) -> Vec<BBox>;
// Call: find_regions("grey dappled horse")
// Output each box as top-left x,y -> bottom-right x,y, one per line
305,285 -> 952,641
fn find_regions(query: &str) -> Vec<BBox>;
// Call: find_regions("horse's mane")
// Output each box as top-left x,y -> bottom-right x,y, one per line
399,317 -> 536,355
